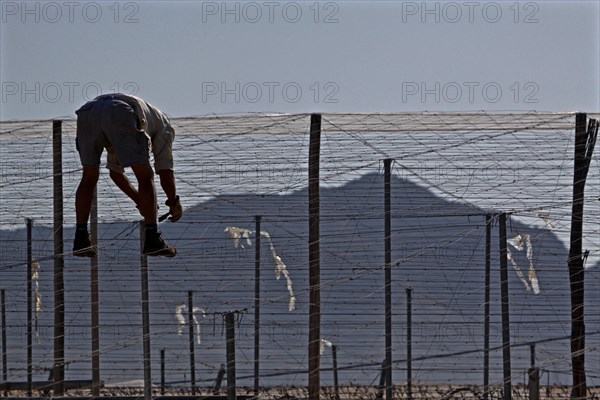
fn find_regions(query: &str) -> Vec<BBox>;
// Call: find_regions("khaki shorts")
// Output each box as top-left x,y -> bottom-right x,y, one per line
75,97 -> 151,169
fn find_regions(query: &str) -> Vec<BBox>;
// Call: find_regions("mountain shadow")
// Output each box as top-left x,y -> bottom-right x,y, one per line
1,173 -> 598,387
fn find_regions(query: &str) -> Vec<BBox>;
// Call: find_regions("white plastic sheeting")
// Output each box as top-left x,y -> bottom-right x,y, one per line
320,339 -> 333,355
175,304 -> 206,344
507,234 -> 540,294
225,226 -> 296,311
32,259 -> 42,343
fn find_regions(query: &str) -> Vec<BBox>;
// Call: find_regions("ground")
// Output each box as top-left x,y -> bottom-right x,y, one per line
3,384 -> 600,399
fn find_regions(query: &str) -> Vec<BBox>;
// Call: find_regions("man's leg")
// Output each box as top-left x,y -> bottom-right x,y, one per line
76,166 -> 100,224
131,163 -> 157,224
131,163 -> 176,257
106,146 -> 141,207
109,170 -> 140,209
73,166 -> 100,257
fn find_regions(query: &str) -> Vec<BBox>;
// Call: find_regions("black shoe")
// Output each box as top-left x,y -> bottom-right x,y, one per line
143,231 -> 176,257
73,231 -> 97,257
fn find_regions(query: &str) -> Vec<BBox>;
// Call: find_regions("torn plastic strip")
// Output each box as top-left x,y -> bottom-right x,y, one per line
175,304 -> 186,336
225,226 -> 296,311
537,213 -> 555,231
320,339 -> 333,355
507,234 -> 540,294
260,230 -> 296,311
506,247 -> 532,292
191,307 -> 206,344
224,226 -> 253,249
524,234 -> 540,294
175,304 -> 206,344
32,259 -> 42,343
260,231 -> 296,310
281,268 -> 296,312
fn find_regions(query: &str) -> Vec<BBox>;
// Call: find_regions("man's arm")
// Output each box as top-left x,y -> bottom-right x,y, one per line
157,169 -> 176,204
157,169 -> 182,222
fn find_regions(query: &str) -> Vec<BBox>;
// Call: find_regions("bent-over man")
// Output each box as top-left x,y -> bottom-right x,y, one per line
73,93 -> 182,257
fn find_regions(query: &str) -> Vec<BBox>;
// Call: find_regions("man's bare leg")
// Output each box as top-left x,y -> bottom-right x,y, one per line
110,170 -> 139,206
73,165 -> 100,257
76,166 -> 100,225
131,163 -> 157,224
131,163 -> 175,257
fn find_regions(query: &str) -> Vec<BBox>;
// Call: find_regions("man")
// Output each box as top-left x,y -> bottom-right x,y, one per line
73,93 -> 182,257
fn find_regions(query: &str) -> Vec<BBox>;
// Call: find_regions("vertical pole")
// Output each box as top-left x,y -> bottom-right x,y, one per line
331,345 -> 340,400
528,344 -> 540,400
160,349 -> 165,396
254,215 -> 261,396
1,289 -> 7,386
226,312 -> 236,400
26,218 -> 33,397
383,159 -> 392,400
376,360 -> 386,400
308,114 -> 321,400
214,364 -> 226,394
188,291 -> 196,395
90,189 -> 100,396
530,343 -> 535,368
406,288 -> 412,400
139,221 -> 152,400
569,113 -> 593,399
498,212 -> 512,400
483,214 -> 492,400
52,120 -> 65,396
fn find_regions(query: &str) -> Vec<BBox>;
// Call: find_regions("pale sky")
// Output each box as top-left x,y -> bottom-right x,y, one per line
1,0 -> 599,120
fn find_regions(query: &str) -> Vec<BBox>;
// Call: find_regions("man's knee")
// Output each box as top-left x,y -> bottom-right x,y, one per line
109,169 -> 124,181
81,166 -> 100,184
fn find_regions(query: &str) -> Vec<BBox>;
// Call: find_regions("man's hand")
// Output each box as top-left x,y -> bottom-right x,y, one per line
164,196 -> 182,222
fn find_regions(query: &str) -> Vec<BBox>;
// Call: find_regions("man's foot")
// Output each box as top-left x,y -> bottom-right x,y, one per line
73,231 -> 97,257
143,231 -> 176,257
